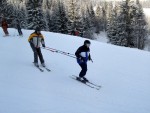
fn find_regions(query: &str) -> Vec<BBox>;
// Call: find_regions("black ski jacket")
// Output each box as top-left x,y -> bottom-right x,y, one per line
75,45 -> 91,64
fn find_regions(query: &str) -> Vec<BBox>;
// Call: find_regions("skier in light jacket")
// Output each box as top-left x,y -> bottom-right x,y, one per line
28,27 -> 46,67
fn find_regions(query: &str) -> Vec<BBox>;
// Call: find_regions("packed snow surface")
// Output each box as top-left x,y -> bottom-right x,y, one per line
0,28 -> 150,113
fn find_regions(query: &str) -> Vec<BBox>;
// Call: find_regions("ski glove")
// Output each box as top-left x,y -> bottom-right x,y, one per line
88,54 -> 91,61
29,41 -> 34,47
42,44 -> 45,48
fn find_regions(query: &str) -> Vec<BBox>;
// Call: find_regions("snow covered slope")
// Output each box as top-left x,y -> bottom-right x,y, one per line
0,28 -> 150,113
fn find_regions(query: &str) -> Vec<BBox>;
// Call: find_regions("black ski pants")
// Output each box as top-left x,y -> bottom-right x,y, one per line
30,43 -> 44,64
17,28 -> 22,35
79,63 -> 87,77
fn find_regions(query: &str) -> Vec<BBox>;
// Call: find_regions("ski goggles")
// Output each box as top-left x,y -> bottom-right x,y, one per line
86,44 -> 91,47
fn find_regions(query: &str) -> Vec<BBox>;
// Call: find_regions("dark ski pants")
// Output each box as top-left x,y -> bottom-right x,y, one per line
30,43 -> 44,64
17,28 -> 23,35
79,63 -> 87,77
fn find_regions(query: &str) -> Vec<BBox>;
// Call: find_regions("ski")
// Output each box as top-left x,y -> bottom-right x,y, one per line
72,75 -> 101,89
87,81 -> 101,88
70,76 -> 100,90
3,35 -> 10,37
35,66 -> 44,72
33,62 -> 45,72
17,35 -> 23,38
42,66 -> 51,72
70,76 -> 94,88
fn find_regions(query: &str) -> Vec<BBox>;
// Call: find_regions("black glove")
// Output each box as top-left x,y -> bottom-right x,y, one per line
42,44 -> 45,48
29,41 -> 34,48
88,54 -> 91,61
29,41 -> 32,44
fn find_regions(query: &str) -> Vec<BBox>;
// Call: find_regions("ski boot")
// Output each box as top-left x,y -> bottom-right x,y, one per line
76,77 -> 86,83
41,63 -> 46,67
82,77 -> 89,82
34,62 -> 39,67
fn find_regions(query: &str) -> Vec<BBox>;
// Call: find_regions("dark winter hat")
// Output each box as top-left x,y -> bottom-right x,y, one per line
84,40 -> 91,45
35,27 -> 40,32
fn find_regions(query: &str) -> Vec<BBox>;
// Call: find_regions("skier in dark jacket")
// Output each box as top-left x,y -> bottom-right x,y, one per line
16,20 -> 23,36
28,27 -> 46,67
1,18 -> 9,36
75,40 -> 92,82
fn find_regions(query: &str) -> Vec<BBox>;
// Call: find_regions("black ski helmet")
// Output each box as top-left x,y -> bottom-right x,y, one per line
84,40 -> 91,45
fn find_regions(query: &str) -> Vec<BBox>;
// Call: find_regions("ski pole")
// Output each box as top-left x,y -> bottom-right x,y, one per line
42,47 -> 56,52
46,47 -> 76,57
41,47 -> 76,58
42,47 -> 93,61
45,47 -> 75,56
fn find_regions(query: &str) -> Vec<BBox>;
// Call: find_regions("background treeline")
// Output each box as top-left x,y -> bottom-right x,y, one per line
140,0 -> 150,8
0,0 -> 149,49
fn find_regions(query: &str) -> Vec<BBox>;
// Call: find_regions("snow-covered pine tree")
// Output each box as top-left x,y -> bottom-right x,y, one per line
81,6 -> 94,39
26,0 -> 46,30
87,4 -> 96,32
0,2 -> 17,27
102,1 -> 110,32
7,5 -> 19,28
51,1 -> 68,34
107,1 -> 129,46
42,0 -> 52,10
107,0 -> 138,47
95,5 -> 104,34
19,4 -> 28,29
42,0 -> 53,31
45,10 -> 52,31
107,8 -> 121,45
107,0 -> 148,49
0,0 -> 8,17
48,2 -> 59,32
102,1 -> 109,31
18,8 -> 27,29
124,0 -> 132,47
0,0 -> 26,29
67,0 -> 83,36
0,0 -> 14,20
129,0 -> 148,49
